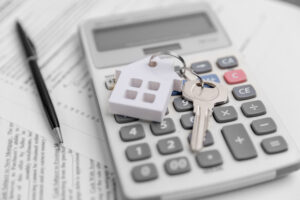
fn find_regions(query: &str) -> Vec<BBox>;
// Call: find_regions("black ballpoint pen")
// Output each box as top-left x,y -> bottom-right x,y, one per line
16,21 -> 63,145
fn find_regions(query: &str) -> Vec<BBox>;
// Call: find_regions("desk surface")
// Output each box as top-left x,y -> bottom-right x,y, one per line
205,0 -> 300,199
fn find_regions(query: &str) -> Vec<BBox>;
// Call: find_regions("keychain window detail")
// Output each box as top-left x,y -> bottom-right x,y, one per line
130,78 -> 143,88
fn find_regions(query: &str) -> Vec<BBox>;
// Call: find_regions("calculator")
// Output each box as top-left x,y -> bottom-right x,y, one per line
79,2 -> 300,200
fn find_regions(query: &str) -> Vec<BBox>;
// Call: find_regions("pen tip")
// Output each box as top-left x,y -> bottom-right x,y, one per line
53,127 -> 64,144
15,20 -> 23,32
16,20 -> 21,27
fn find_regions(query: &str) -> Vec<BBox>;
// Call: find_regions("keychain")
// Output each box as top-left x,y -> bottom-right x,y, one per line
108,50 -> 228,143
109,51 -> 183,122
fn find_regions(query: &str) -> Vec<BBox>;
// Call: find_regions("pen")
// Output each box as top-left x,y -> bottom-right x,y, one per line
16,21 -> 63,145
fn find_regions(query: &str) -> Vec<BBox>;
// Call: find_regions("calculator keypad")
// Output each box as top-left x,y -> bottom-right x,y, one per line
157,137 -> 183,155
241,100 -> 266,117
126,143 -> 151,161
108,55 -> 291,183
150,118 -> 176,135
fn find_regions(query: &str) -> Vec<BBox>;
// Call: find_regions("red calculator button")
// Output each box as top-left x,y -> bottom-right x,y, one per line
224,69 -> 247,84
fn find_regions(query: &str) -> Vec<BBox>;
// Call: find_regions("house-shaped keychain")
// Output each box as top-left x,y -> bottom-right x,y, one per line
109,57 -> 183,122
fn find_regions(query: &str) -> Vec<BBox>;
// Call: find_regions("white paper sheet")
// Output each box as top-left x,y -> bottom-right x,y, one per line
0,119 -> 115,200
0,0 -> 127,199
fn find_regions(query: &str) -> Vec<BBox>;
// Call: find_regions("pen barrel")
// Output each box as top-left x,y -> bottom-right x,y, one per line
28,60 -> 60,129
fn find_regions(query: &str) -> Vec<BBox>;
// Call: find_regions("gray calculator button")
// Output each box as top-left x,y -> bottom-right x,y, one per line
132,163 -> 158,182
120,124 -> 145,141
251,118 -> 277,135
232,85 -> 256,100
150,118 -> 175,136
173,97 -> 193,112
126,143 -> 151,161
203,130 -> 214,147
180,113 -> 194,129
165,157 -> 191,175
217,56 -> 238,69
114,114 -> 138,124
241,100 -> 266,117
213,106 -> 238,123
196,150 -> 223,168
261,136 -> 288,154
191,61 -> 212,74
188,130 -> 214,147
157,137 -> 183,155
222,124 -> 257,160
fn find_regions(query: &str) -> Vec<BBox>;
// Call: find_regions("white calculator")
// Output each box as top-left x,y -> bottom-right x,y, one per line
79,2 -> 300,200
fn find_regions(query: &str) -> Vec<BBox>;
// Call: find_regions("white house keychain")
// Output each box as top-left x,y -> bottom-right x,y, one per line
108,51 -> 184,122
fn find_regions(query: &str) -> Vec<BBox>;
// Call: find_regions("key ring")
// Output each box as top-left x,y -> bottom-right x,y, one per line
148,51 -> 204,87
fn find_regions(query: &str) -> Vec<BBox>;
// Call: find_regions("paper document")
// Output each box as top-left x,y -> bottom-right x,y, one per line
0,0 -> 129,199
0,119 -> 115,200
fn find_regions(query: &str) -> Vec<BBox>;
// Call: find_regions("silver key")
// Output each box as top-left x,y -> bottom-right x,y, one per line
182,80 -> 228,152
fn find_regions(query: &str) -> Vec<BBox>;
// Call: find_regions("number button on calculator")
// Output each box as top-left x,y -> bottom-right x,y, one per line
173,97 -> 193,112
126,143 -> 151,161
157,137 -> 183,155
180,113 -> 194,129
120,124 -> 145,141
150,118 -> 176,135
164,157 -> 191,175
188,130 -> 214,147
132,164 -> 158,182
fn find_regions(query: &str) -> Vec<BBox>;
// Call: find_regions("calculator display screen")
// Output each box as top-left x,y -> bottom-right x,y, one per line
94,13 -> 216,52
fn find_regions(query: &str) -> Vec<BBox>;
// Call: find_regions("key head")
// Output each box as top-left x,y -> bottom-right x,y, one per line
182,80 -> 228,107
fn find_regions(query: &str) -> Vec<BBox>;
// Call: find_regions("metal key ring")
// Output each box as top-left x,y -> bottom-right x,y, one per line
148,51 -> 204,87
181,67 -> 204,87
148,50 -> 186,68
